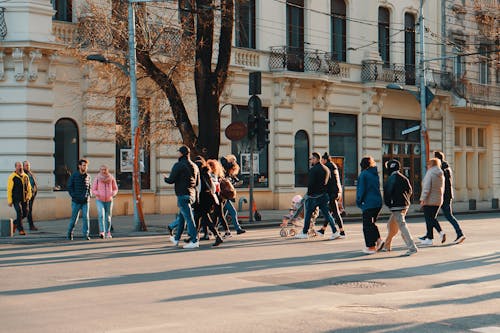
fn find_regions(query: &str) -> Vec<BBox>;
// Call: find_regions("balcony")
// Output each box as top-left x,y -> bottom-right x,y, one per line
361,61 -> 416,85
52,21 -> 78,44
466,82 -> 500,106
269,46 -> 351,79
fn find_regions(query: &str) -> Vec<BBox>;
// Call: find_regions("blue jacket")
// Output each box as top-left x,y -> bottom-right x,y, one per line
67,171 -> 91,204
356,166 -> 383,211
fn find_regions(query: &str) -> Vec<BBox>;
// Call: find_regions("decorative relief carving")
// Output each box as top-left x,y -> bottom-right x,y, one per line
313,83 -> 333,110
47,53 -> 58,83
28,50 -> 42,81
274,79 -> 299,107
362,88 -> 386,113
0,51 -> 5,80
12,48 -> 25,81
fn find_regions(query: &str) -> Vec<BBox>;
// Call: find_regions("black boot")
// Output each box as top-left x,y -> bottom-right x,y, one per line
212,236 -> 223,247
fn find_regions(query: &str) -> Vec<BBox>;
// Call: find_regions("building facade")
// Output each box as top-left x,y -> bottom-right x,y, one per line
0,0 -> 498,221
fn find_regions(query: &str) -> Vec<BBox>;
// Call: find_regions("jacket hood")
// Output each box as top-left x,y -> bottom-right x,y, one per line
428,165 -> 443,176
441,161 -> 449,170
366,166 -> 378,175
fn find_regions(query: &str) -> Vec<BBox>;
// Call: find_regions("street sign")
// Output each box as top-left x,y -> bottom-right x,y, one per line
225,121 -> 248,141
402,125 -> 420,135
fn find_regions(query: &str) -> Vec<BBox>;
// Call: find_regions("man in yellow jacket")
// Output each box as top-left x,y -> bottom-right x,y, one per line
7,161 -> 32,235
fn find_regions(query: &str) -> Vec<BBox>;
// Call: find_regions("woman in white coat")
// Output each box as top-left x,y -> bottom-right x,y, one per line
419,158 -> 445,245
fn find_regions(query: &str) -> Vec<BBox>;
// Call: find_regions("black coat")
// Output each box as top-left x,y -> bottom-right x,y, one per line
324,160 -> 341,201
67,172 -> 91,204
197,166 -> 219,214
441,161 -> 454,201
164,156 -> 200,200
307,163 -> 330,196
383,171 -> 412,211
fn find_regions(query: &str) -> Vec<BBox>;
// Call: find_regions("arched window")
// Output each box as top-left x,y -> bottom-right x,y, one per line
294,130 -> 309,187
54,118 -> 79,190
331,0 -> 347,62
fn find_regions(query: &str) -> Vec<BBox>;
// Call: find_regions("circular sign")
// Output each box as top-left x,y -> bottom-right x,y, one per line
225,121 -> 248,141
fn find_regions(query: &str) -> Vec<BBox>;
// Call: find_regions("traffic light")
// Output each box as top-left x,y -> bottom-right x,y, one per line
247,112 -> 257,139
257,113 -> 270,150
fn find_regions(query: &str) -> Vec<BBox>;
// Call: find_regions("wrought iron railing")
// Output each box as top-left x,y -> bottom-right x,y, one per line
269,46 -> 342,75
361,61 -> 416,85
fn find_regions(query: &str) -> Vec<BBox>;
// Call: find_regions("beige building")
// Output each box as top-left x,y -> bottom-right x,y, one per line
0,0 -> 498,221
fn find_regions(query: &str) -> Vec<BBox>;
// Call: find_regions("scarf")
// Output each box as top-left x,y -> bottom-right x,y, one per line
97,172 -> 112,184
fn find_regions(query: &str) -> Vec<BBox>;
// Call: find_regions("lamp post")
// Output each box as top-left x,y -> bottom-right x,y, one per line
418,0 -> 427,178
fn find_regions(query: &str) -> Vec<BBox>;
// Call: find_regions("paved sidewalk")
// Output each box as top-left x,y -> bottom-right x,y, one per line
1,200 -> 498,241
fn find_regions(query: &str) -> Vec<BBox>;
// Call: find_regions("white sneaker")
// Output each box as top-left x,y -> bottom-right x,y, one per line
420,238 -> 433,246
294,232 -> 308,239
183,241 -> 199,249
169,236 -> 179,246
330,232 -> 341,240
362,248 -> 376,255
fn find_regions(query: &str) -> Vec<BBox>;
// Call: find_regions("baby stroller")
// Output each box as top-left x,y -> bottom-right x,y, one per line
280,195 -> 319,237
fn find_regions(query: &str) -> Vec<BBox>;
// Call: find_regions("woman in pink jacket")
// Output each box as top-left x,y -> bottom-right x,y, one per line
92,165 -> 118,239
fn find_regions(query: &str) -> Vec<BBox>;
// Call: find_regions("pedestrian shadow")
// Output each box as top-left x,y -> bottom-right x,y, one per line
402,290 -> 500,309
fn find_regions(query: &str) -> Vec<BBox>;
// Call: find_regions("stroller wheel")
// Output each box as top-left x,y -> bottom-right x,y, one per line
289,229 -> 296,237
280,228 -> 288,238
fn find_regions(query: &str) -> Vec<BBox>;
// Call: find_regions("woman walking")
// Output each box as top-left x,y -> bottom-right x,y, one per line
356,156 -> 384,254
92,165 -> 118,239
419,158 -> 445,246
220,155 -> 246,235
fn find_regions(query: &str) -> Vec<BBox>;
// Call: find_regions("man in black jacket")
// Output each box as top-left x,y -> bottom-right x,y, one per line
382,159 -> 418,256
434,151 -> 465,244
294,152 -> 340,240
163,146 -> 200,249
317,152 -> 346,238
23,160 -> 39,231
66,159 -> 91,240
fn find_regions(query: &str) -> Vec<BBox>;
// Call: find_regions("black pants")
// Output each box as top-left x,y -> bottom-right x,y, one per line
362,207 -> 382,247
13,201 -> 28,232
322,197 -> 344,230
423,205 -> 442,240
27,195 -> 36,227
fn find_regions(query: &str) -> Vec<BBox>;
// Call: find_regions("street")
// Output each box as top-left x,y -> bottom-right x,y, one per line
1,213 -> 499,333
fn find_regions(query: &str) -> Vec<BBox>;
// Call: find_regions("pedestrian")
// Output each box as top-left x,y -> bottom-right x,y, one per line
206,159 -> 231,238
382,159 -> 418,256
220,154 -> 246,235
163,145 -> 200,249
66,159 -> 92,240
294,152 -> 340,240
92,164 -> 118,239
193,156 -> 223,247
316,152 -> 346,238
23,160 -> 38,231
7,161 -> 32,236
419,158 -> 446,246
434,151 -> 466,244
356,156 -> 384,254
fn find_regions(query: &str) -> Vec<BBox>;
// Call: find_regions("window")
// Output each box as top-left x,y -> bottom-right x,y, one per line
378,7 -> 390,67
478,128 -> 485,147
286,0 -> 304,71
466,127 -> 473,146
235,0 -> 256,49
54,118 -> 79,190
404,13 -> 416,85
52,0 -> 72,22
331,0 -> 346,62
294,130 -> 309,187
231,105 -> 269,188
329,113 -> 357,186
478,45 -> 489,84
455,126 -> 461,146
115,97 -> 151,190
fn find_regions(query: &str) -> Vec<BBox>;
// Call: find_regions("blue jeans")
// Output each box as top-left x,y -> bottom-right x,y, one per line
174,195 -> 198,243
302,193 -> 337,234
67,201 -> 89,237
96,200 -> 113,233
168,215 -> 180,230
441,199 -> 463,237
224,200 -> 242,231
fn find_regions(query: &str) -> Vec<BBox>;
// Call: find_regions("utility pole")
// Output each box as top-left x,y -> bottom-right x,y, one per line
419,0 -> 428,179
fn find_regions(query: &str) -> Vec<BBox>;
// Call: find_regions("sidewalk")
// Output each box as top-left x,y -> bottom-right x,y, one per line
1,200 -> 498,241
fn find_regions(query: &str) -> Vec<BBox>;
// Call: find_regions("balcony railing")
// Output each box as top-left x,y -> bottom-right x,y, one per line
269,46 -> 349,78
52,21 -> 78,44
466,82 -> 500,106
361,61 -> 416,85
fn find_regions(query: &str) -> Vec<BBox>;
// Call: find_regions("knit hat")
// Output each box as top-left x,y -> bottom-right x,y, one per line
322,152 -> 330,160
385,159 -> 400,173
178,145 -> 190,156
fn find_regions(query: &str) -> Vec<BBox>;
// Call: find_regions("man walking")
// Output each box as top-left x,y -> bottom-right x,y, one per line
317,152 -> 346,238
434,151 -> 466,244
382,159 -> 418,256
163,145 -> 200,249
67,159 -> 92,240
23,160 -> 39,231
7,161 -> 32,236
294,152 -> 340,240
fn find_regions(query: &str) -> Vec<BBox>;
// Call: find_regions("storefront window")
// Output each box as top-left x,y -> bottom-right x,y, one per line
231,105 -> 269,188
329,113 -> 357,186
54,118 -> 79,190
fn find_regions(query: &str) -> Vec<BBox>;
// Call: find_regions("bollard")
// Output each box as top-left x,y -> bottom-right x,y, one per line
492,198 -> 499,209
89,218 -> 100,236
0,219 -> 13,237
469,199 -> 476,211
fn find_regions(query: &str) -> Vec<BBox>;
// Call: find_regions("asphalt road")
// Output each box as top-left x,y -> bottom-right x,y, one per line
1,213 -> 499,333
